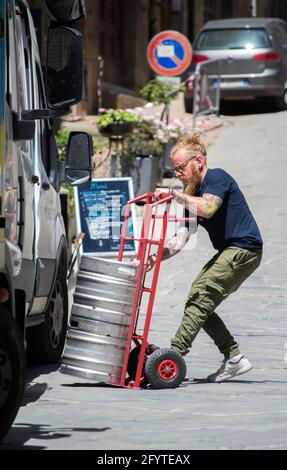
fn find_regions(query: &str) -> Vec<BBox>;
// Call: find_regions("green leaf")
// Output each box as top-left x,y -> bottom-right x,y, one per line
139,79 -> 185,105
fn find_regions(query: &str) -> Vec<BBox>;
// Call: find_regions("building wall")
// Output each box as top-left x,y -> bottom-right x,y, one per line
80,0 -> 178,111
27,0 -> 287,115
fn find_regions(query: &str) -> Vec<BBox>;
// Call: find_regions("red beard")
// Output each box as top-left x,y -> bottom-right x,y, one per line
181,165 -> 202,196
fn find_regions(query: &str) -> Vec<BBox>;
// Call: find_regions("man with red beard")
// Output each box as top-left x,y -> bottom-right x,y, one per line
149,133 -> 263,382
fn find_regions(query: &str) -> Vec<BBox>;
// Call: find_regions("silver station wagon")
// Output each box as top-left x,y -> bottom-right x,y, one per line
185,18 -> 287,110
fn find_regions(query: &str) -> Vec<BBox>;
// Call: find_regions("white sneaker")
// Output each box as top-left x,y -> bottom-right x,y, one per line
207,354 -> 253,383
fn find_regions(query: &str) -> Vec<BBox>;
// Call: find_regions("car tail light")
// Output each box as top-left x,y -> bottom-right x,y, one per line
252,51 -> 281,62
192,54 -> 209,64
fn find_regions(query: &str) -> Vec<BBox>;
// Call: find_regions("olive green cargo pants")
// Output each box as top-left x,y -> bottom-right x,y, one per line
171,246 -> 263,359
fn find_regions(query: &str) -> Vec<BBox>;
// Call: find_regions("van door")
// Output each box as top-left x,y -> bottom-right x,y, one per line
0,0 -> 5,269
8,0 -> 36,305
23,7 -> 67,315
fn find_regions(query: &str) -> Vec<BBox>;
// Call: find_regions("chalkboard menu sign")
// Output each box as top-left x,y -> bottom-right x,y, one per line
74,178 -> 138,256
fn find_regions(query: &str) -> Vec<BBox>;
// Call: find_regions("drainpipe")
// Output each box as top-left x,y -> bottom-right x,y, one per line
250,0 -> 257,17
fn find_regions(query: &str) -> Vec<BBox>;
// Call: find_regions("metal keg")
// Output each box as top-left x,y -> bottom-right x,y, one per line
60,256 -> 139,384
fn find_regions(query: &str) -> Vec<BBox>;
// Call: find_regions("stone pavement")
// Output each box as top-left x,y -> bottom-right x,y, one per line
1,106 -> 287,451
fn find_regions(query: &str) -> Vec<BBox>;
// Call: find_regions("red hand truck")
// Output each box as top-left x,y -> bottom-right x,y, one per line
117,191 -> 194,389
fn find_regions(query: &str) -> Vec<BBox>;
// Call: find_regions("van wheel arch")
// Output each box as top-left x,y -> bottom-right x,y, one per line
26,245 -> 68,365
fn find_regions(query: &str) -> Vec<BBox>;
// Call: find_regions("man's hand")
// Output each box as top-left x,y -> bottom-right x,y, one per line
153,187 -> 171,200
130,254 -> 157,272
146,254 -> 157,272
130,258 -> 140,267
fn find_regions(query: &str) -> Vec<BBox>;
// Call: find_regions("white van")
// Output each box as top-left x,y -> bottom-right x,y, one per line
0,0 -> 92,440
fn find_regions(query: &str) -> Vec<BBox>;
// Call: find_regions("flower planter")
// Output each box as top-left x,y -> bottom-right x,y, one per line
98,122 -> 135,139
110,154 -> 159,197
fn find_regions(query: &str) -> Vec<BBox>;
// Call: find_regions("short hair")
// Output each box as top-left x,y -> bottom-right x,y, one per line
171,133 -> 207,162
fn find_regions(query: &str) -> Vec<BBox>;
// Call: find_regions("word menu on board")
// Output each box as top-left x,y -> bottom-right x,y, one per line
74,178 -> 137,256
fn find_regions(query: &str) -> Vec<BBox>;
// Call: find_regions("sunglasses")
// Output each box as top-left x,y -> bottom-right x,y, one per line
173,156 -> 197,174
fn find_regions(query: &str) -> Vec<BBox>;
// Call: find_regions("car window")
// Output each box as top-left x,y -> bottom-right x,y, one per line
195,28 -> 270,50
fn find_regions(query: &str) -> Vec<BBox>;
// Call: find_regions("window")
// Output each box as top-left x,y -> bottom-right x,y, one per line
14,7 -> 29,112
195,28 -> 270,50
35,64 -> 50,176
204,0 -> 217,23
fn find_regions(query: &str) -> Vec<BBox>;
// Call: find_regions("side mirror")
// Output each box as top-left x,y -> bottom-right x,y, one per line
65,132 -> 93,186
45,0 -> 86,23
46,26 -> 83,109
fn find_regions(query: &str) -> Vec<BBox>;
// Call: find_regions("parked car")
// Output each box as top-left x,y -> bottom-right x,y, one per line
184,18 -> 287,111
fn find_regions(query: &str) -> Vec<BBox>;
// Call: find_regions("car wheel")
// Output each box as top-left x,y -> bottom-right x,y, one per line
145,347 -> 186,389
0,306 -> 26,441
26,265 -> 68,365
274,94 -> 287,111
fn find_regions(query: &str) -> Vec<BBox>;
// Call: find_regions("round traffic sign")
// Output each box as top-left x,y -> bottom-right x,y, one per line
147,30 -> 192,77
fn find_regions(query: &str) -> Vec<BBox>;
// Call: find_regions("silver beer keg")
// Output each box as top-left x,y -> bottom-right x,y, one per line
60,256 -> 139,384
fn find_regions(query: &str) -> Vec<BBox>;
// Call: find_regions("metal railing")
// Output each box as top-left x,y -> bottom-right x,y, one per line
187,59 -> 222,129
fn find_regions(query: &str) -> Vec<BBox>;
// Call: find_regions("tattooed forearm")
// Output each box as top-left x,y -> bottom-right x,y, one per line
173,191 -> 195,211
173,190 -> 222,219
161,227 -> 190,260
202,193 -> 223,218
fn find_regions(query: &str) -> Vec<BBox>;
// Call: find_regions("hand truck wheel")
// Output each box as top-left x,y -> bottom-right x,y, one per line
127,344 -> 159,386
145,347 -> 186,389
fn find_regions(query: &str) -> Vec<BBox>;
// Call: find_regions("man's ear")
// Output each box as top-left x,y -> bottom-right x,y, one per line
197,155 -> 204,170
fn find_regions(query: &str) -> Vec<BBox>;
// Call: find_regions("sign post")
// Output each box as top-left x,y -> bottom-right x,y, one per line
147,30 -> 192,78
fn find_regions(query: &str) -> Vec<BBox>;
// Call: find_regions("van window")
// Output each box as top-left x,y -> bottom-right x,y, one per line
35,64 -> 50,175
14,7 -> 29,112
195,28 -> 270,50
0,12 -> 4,119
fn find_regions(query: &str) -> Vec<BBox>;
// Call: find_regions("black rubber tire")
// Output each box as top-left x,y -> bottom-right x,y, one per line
26,266 -> 68,365
274,94 -> 287,111
127,344 -> 159,384
145,347 -> 186,389
0,306 -> 26,441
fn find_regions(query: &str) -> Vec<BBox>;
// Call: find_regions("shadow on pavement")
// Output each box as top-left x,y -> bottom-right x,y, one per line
183,378 -> 287,385
62,382 -> 117,388
60,374 -> 287,389
20,364 -> 59,408
220,99 -> 280,116
26,363 -> 59,382
0,422 -> 111,450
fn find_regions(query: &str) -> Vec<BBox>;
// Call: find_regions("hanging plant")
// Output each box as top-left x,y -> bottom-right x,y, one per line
97,109 -> 141,138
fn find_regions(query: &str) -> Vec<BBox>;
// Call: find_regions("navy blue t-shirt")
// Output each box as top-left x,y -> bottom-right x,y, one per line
195,168 -> 263,251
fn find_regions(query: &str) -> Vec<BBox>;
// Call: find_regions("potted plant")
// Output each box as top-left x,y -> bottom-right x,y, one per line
120,117 -> 164,194
97,108 -> 141,139
121,113 -> 194,192
139,78 -> 187,175
139,78 -> 186,123
100,105 -> 196,191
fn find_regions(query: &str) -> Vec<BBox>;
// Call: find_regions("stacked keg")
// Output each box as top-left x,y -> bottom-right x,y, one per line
60,255 -> 139,384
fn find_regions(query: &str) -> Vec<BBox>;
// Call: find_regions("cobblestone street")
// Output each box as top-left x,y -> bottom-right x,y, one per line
2,104 -> 287,451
